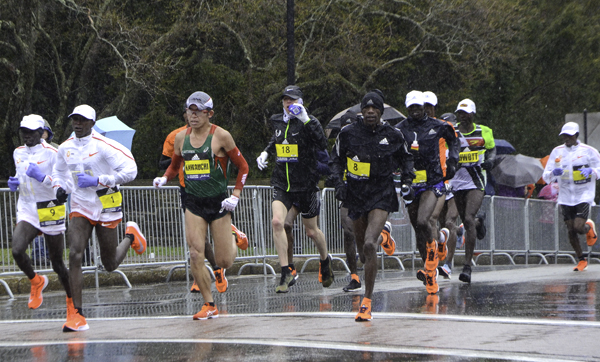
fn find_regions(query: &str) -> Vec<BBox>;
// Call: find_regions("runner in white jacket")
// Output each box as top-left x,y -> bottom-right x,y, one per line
542,122 -> 600,272
8,115 -> 71,312
52,104 -> 147,333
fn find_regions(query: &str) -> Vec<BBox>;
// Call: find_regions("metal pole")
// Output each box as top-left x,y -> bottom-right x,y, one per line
584,109 -> 588,144
286,0 -> 295,85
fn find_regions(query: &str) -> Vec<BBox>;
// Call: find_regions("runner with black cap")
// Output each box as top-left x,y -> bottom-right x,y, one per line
449,98 -> 496,283
257,85 -> 333,293
53,104 -> 146,332
155,91 -> 249,319
8,114 -> 71,314
330,90 -> 414,321
395,91 -> 459,294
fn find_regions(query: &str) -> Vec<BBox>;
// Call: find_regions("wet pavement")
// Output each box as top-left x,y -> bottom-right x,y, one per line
1,264 -> 599,361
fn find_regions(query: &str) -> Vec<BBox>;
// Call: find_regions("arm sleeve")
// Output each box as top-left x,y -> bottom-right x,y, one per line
396,134 -> 415,185
51,150 -> 74,194
542,149 -> 558,184
443,123 -> 460,164
305,116 -> 328,151
316,150 -> 331,176
227,147 -> 249,191
481,125 -> 496,166
329,135 -> 347,187
98,144 -> 137,187
164,153 -> 183,181
159,155 -> 172,170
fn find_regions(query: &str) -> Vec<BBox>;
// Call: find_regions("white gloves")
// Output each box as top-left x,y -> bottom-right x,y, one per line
221,195 -> 239,211
289,104 -> 310,124
153,176 -> 167,188
257,151 -> 268,170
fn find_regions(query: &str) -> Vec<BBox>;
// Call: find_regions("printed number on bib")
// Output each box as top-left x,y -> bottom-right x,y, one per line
459,151 -> 479,164
346,157 -> 370,180
573,166 -> 591,185
276,144 -> 298,162
185,159 -> 211,180
36,200 -> 66,227
96,187 -> 123,213
412,170 -> 427,185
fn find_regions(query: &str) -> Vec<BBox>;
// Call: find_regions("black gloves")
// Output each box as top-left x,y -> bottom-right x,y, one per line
481,159 -> 494,171
444,158 -> 458,180
325,175 -> 336,188
56,187 -> 68,204
400,184 -> 415,204
334,183 -> 347,201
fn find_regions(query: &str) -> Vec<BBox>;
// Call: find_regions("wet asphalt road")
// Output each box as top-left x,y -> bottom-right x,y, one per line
0,264 -> 599,361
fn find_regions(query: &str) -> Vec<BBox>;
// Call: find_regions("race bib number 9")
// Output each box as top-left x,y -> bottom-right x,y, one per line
96,187 -> 123,213
276,144 -> 298,162
347,157 -> 370,180
412,170 -> 427,185
36,200 -> 66,227
185,159 -> 211,180
459,151 -> 479,164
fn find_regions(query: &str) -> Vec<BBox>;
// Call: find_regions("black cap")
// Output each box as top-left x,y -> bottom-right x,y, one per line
282,85 -> 303,100
361,91 -> 384,113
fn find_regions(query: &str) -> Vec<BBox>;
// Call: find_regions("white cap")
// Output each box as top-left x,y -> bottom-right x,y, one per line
405,90 -> 425,108
20,114 -> 45,131
69,105 -> 96,122
186,91 -> 214,110
455,98 -> 476,114
559,122 -> 579,136
423,91 -> 438,106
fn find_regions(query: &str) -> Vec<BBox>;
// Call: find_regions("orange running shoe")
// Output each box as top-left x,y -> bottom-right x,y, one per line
380,221 -> 396,256
424,240 -> 439,271
231,224 -> 248,250
425,268 -> 439,294
28,274 -> 48,309
126,221 -> 147,254
66,297 -> 75,320
214,268 -> 228,293
63,310 -> 89,332
586,219 -> 597,246
574,259 -> 588,271
193,303 -> 219,320
355,297 -> 372,322
289,264 -> 299,287
438,228 -> 449,261
190,281 -> 200,293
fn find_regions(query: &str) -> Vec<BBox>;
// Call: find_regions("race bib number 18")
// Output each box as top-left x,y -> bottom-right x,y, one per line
276,144 -> 298,162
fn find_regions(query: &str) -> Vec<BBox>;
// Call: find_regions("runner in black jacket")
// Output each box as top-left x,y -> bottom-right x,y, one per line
330,91 -> 414,321
395,90 -> 459,295
256,85 -> 333,293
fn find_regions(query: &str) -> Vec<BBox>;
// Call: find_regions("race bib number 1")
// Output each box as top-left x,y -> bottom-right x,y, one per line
346,157 -> 370,180
96,187 -> 123,213
36,200 -> 66,227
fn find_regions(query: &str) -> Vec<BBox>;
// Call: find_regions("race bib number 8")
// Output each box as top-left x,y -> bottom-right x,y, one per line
347,157 -> 370,180
276,144 -> 298,162
459,151 -> 479,164
96,187 -> 123,213
36,200 -> 66,227
185,159 -> 211,180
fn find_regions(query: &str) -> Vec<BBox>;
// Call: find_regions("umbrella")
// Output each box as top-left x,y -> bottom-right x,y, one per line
494,139 -> 516,155
325,103 -> 405,139
490,154 -> 544,188
70,116 -> 136,150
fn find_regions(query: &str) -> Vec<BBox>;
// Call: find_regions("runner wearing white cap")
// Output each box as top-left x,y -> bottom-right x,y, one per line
542,122 -> 600,271
8,114 -> 71,314
52,104 -> 146,332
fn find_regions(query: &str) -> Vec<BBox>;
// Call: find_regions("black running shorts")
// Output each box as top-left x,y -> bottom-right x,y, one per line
273,187 -> 320,219
185,192 -> 229,223
561,203 -> 590,221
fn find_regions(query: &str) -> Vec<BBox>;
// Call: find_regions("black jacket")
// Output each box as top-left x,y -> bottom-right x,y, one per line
330,119 -> 414,213
264,113 -> 328,192
395,116 -> 459,186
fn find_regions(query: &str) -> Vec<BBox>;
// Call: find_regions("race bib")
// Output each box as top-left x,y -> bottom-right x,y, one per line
276,143 -> 298,162
459,151 -> 479,164
36,200 -> 66,227
412,170 -> 427,185
185,159 -> 211,180
96,187 -> 123,213
347,157 -> 370,180
573,166 -> 591,185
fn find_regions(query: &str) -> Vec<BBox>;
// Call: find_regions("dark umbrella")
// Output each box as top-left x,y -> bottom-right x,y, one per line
325,103 -> 405,139
490,154 -> 544,188
494,139 -> 516,155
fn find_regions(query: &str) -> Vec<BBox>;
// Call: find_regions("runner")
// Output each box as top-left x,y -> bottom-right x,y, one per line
52,105 -> 147,332
159,112 -> 247,293
256,85 -> 333,293
154,91 -> 249,319
449,98 -> 496,283
395,91 -> 459,294
330,90 -> 414,321
542,122 -> 600,271
8,115 -> 71,313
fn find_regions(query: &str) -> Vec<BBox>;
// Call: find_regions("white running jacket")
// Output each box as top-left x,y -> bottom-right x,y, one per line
542,141 -> 600,206
13,140 -> 65,234
52,130 -> 137,222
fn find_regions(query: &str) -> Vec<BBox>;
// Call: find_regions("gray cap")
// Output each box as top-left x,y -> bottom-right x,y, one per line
186,91 -> 214,110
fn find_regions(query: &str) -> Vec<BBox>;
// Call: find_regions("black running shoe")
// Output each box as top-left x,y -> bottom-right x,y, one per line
320,255 -> 334,288
476,211 -> 487,240
416,269 -> 427,285
343,278 -> 361,292
459,264 -> 472,283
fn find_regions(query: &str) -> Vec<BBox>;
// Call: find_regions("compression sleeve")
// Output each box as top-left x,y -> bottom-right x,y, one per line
226,147 -> 249,191
164,153 -> 183,181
